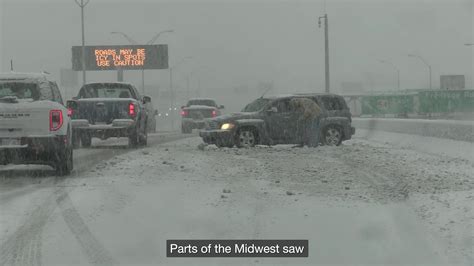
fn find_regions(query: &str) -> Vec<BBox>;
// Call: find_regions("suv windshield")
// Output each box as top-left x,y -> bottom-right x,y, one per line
187,99 -> 216,107
0,82 -> 40,100
79,84 -> 134,99
241,98 -> 271,112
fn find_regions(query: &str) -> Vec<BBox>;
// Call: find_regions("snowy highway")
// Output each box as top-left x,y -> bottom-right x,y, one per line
0,130 -> 473,265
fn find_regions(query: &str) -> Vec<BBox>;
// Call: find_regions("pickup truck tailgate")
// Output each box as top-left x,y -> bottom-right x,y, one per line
74,98 -> 137,124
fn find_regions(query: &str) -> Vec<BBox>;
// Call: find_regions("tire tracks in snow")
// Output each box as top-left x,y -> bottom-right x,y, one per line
0,133 -> 189,266
55,187 -> 115,266
0,183 -> 115,266
1,184 -> 61,266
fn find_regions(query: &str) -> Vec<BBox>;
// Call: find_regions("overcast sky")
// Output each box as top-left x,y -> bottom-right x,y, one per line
0,0 -> 473,96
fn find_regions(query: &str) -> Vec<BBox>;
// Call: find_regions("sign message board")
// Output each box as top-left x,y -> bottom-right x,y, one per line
72,45 -> 168,71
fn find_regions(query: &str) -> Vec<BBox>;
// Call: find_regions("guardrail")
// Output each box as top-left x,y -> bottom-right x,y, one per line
352,118 -> 474,142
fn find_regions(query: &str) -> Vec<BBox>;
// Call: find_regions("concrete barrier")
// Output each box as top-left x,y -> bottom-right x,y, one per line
352,118 -> 474,142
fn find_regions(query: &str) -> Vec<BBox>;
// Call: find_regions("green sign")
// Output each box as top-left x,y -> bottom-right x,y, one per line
418,90 -> 474,113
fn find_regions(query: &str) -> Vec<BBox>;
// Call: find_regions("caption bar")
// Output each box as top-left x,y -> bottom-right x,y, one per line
166,240 -> 308,257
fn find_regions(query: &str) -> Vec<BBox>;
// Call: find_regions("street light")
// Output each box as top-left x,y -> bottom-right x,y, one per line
74,0 -> 90,86
378,59 -> 400,90
110,30 -> 174,94
169,56 -> 192,130
408,54 -> 432,90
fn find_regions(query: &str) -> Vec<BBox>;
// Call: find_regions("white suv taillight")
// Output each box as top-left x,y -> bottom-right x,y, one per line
50,110 -> 63,131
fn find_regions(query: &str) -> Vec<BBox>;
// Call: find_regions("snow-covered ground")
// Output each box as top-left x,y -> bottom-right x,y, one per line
0,131 -> 473,265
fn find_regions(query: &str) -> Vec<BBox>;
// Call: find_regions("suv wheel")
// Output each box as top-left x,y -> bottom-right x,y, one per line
235,128 -> 257,148
72,132 -> 80,149
55,135 -> 73,176
80,133 -> 92,148
323,125 -> 342,146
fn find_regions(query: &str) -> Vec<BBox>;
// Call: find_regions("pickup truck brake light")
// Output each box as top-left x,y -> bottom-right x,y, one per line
67,108 -> 73,117
129,102 -> 136,117
211,110 -> 217,117
180,110 -> 188,117
50,110 -> 63,131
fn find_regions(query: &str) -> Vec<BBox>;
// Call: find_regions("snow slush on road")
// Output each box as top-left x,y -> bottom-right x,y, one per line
3,126 -> 472,265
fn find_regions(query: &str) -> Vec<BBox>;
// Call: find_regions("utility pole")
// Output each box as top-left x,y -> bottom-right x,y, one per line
117,68 -> 123,82
74,0 -> 90,86
319,14 -> 330,93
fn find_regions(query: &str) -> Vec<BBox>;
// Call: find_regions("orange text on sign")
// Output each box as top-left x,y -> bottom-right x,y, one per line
94,48 -> 146,68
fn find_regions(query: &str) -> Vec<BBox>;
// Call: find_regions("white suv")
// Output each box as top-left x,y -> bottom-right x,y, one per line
0,72 -> 73,175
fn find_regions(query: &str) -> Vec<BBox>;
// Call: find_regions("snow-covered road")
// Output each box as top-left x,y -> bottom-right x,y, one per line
0,131 -> 472,265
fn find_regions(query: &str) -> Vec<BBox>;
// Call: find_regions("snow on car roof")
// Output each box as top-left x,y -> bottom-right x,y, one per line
83,82 -> 135,87
293,92 -> 339,96
188,98 -> 216,101
264,93 -> 340,99
0,72 -> 55,82
183,105 -> 216,110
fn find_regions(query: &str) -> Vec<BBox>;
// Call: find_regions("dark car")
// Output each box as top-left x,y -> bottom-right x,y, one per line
199,93 -> 355,148
67,82 -> 149,148
181,98 -> 224,133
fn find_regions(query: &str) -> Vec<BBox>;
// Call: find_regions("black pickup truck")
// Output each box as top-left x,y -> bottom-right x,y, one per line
67,82 -> 149,148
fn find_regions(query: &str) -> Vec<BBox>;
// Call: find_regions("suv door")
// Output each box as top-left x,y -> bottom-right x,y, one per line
264,98 -> 298,143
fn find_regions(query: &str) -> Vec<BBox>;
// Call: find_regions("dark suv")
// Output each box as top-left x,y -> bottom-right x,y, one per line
199,93 -> 355,148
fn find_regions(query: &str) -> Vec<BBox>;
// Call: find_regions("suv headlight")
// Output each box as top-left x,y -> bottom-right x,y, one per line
221,123 -> 235,130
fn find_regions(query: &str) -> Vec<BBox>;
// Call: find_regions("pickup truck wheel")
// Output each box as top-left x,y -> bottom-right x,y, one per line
323,125 -> 342,146
128,127 -> 139,148
139,127 -> 148,146
55,146 -> 73,176
80,133 -> 92,148
181,125 -> 192,134
235,128 -> 257,148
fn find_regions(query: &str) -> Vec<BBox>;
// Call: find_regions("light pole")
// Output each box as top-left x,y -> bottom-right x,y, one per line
408,54 -> 432,90
169,56 -> 192,130
110,30 -> 174,94
379,59 -> 400,90
318,14 -> 330,93
74,0 -> 90,86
